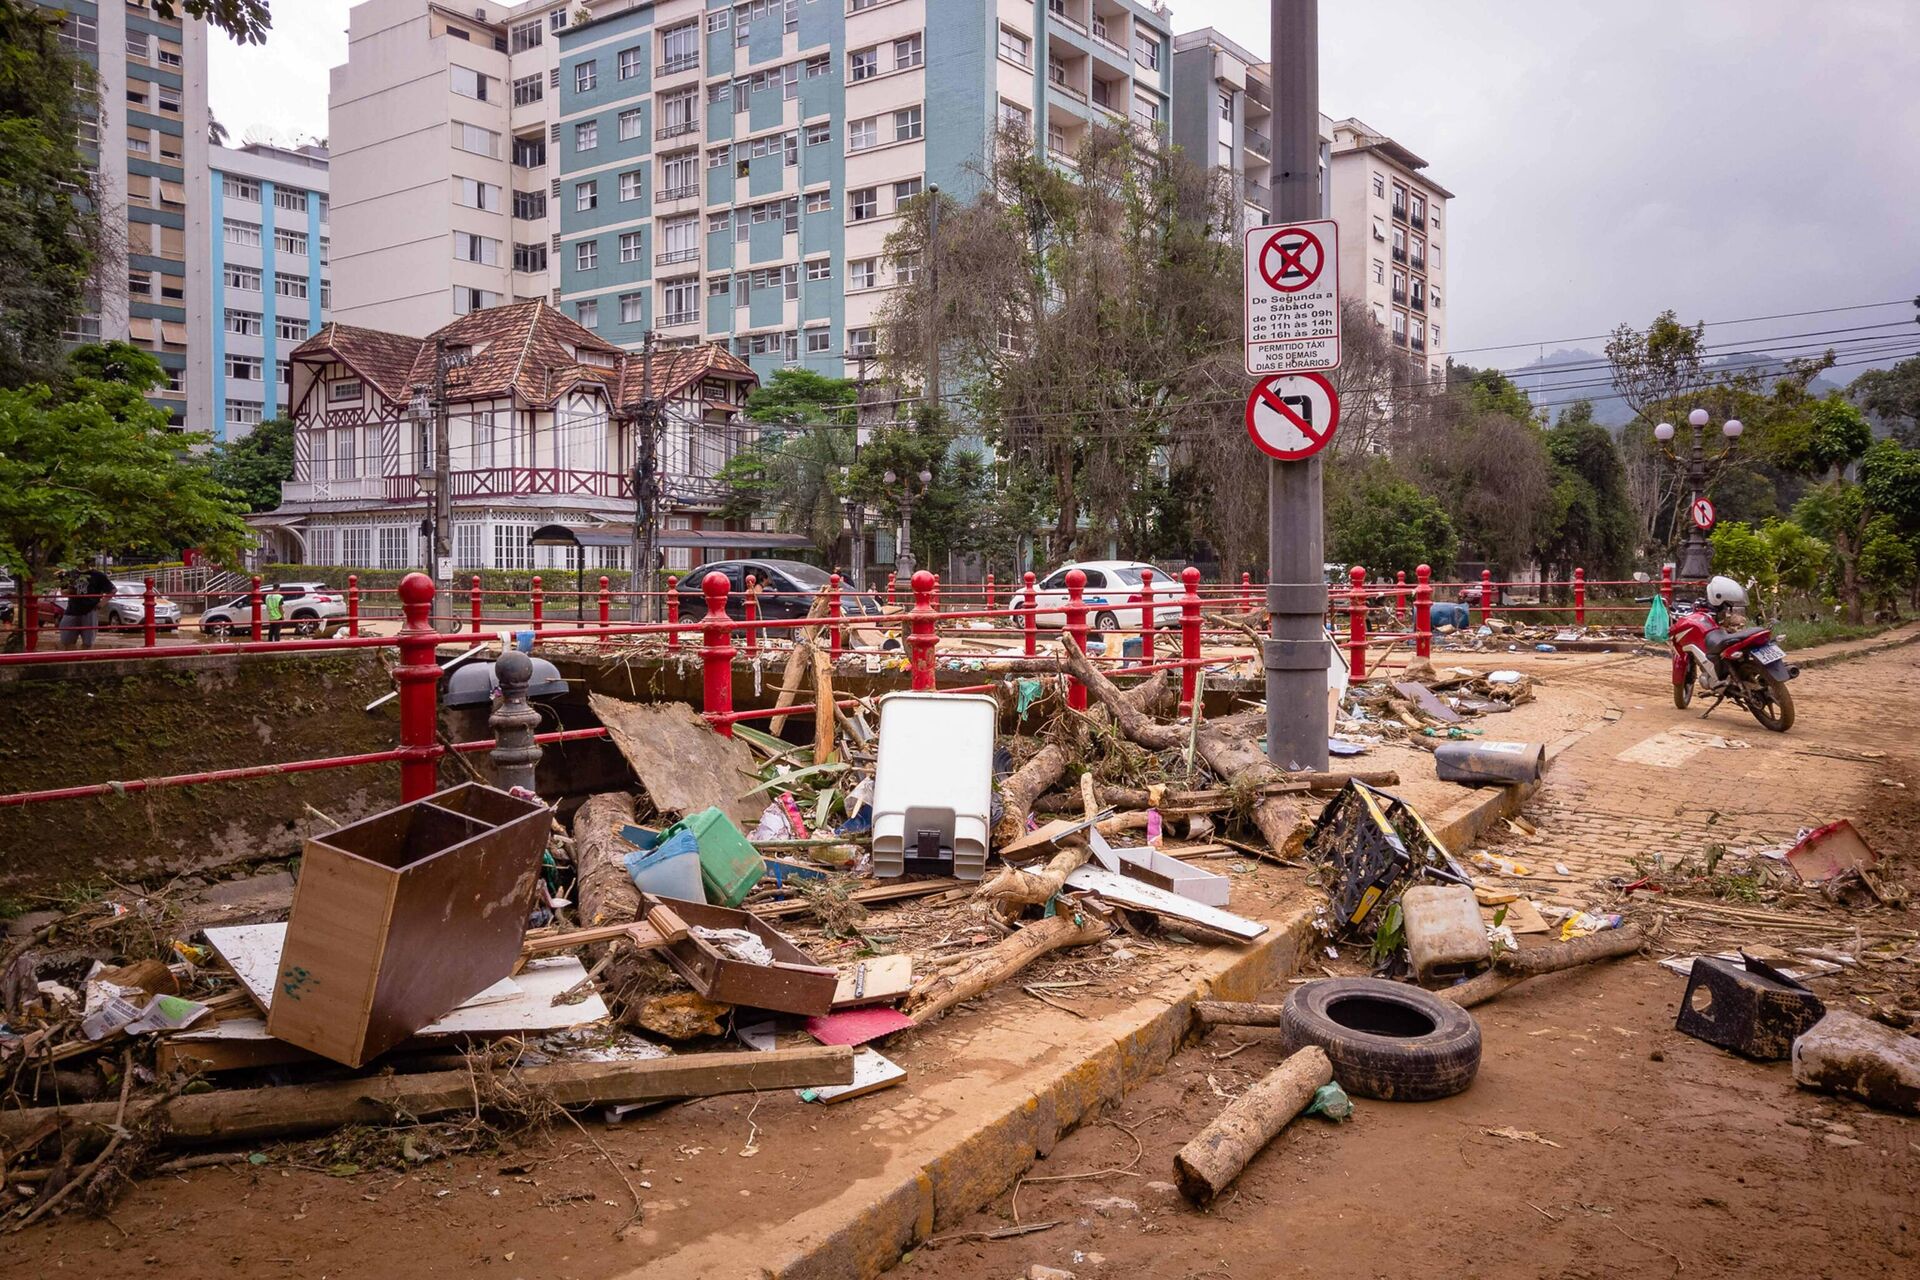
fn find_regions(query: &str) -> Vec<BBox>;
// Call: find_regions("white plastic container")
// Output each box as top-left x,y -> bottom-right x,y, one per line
1118,846 -> 1231,906
1401,883 -> 1492,986
871,692 -> 998,881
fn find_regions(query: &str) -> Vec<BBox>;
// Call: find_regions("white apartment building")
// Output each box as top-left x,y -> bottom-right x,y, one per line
1329,116 -> 1451,379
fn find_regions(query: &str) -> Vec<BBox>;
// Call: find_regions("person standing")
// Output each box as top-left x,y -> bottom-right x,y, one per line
264,586 -> 285,642
58,567 -> 114,649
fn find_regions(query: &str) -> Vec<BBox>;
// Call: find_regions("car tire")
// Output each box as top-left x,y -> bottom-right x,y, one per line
204,618 -> 233,640
1094,610 -> 1120,632
291,611 -> 320,637
1276,977 -> 1481,1101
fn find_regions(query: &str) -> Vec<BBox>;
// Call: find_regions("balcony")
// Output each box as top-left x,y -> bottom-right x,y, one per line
656,55 -> 699,77
657,184 -> 699,202
656,118 -> 699,140
1391,288 -> 1407,304
1246,79 -> 1271,110
1245,180 -> 1271,208
660,310 -> 699,328
1392,202 -> 1408,223
1411,296 -> 1426,313
1391,247 -> 1407,264
1090,16 -> 1124,53
1411,336 -> 1426,353
1245,130 -> 1271,159
279,477 -> 393,503
656,247 -> 699,266
1392,331 -> 1408,347
1411,212 -> 1425,230
1410,254 -> 1425,271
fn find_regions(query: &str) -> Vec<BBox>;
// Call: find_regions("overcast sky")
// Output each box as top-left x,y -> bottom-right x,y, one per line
212,0 -> 1920,372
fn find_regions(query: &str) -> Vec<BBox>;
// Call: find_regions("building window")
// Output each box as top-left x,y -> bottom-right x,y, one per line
226,401 -> 263,428
454,232 -> 500,265
513,135 -> 546,168
999,100 -> 1031,132
225,309 -> 262,336
453,177 -> 501,212
847,327 -> 877,358
662,22 -> 699,73
1430,286 -> 1442,310
894,106 -> 923,143
1134,30 -> 1161,71
274,272 -> 308,299
513,74 -> 543,106
456,122 -> 500,157
223,218 -> 261,247
895,252 -> 920,286
893,176 -> 922,204
1372,259 -> 1385,285
619,291 -> 645,324
575,60 -> 597,93
223,263 -> 260,290
58,13 -> 97,53
848,258 -> 876,290
618,231 -> 643,263
618,108 -> 644,141
513,242 -> 547,273
550,8 -> 568,31
806,329 -> 831,354
575,120 -> 598,151
849,187 -> 877,221
660,151 -> 697,196
805,121 -> 830,147
1372,172 -> 1385,198
453,286 -> 502,315
156,87 -> 181,113
378,526 -> 410,571
575,241 -> 598,271
276,315 -> 308,341
850,48 -> 877,82
577,299 -> 598,328
805,190 -> 831,214
222,175 -> 261,202
618,47 -> 643,80
659,215 -> 698,261
849,117 -> 877,151
510,18 -> 543,52
575,180 -> 597,212
660,89 -> 697,135
661,277 -> 698,324
225,354 -> 263,381
806,53 -> 829,78
894,33 -> 924,70
805,258 -> 831,281
708,274 -> 730,296
330,379 -> 362,402
450,66 -> 494,101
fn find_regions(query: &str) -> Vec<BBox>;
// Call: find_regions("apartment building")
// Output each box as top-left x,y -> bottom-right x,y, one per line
41,0 -> 212,430
1169,27 -> 1332,233
1328,116 -> 1451,378
208,142 -> 330,442
327,0 -> 1175,380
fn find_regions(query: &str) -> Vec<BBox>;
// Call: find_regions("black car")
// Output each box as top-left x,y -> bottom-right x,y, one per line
674,560 -> 883,622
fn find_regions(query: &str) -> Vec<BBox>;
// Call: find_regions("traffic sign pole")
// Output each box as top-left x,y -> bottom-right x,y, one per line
1266,0 -> 1328,773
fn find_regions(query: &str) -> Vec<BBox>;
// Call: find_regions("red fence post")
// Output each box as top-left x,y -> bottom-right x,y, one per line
530,575 -> 544,632
1661,564 -> 1674,610
1395,569 -> 1407,621
666,576 -> 680,647
598,575 -> 610,644
985,571 -> 996,613
699,571 -> 736,737
394,572 -> 442,803
908,569 -> 937,691
1348,566 -> 1369,681
1064,568 -> 1089,711
1240,571 -> 1253,613
1415,564 -> 1432,659
742,576 -> 760,657
1022,570 -> 1038,658
1478,569 -> 1493,625
143,577 -> 157,647
249,574 -> 263,643
1138,567 -> 1156,664
467,575 -> 480,635
20,577 -> 38,652
344,574 -> 360,638
1573,567 -> 1586,627
828,572 -> 843,662
1180,566 -> 1201,717
887,571 -> 897,611
931,573 -> 941,614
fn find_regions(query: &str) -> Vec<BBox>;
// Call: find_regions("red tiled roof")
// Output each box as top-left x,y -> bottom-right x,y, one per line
288,324 -> 425,403
613,342 -> 756,412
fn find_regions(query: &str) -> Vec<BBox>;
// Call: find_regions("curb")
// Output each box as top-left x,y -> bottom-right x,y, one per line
1795,624 -> 1920,671
1428,776 -> 1541,854
758,907 -> 1320,1279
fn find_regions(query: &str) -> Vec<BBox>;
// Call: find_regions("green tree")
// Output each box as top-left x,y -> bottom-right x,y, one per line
1762,519 -> 1829,594
1,344 -> 253,629
1850,354 -> 1920,447
154,1 -> 271,44
1858,517 -> 1915,618
1534,401 -> 1636,584
1768,394 -> 1873,479
0,1 -> 104,389
1448,364 -> 1539,422
1326,465 -> 1457,576
1710,521 -> 1774,592
205,415 -> 294,512
726,369 -> 862,558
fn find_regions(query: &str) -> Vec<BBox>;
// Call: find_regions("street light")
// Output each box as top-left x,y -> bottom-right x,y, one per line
838,464 -> 866,590
884,467 -> 934,582
1654,407 -> 1742,580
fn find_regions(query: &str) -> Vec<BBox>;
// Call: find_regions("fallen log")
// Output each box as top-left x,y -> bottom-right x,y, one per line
1173,1044 -> 1332,1204
0,1047 -> 855,1152
976,772 -> 1100,914
1439,924 -> 1645,1008
1033,772 -> 1402,815
811,645 -> 836,767
573,792 -> 639,928
905,905 -> 1110,1024
992,742 -> 1067,848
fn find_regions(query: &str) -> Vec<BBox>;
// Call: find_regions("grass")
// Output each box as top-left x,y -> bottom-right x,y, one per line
1768,616 -> 1894,650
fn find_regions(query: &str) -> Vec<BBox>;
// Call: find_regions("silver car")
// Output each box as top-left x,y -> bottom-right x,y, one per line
104,579 -> 183,632
199,581 -> 348,638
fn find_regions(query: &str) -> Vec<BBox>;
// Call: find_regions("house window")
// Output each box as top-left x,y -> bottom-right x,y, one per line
894,34 -> 923,70
223,219 -> 261,247
512,188 -> 545,219
894,106 -> 923,143
805,258 -> 831,281
999,100 -> 1030,132
849,258 -> 876,290
806,329 -> 831,354
513,74 -> 543,106
619,170 -> 644,202
660,215 -> 698,261
510,18 -> 543,52
330,378 -> 362,402
454,232 -> 500,265
805,121 -> 830,146
577,299 -> 599,328
847,327 -> 877,358
850,48 -> 877,82
575,180 -> 597,211
619,231 -> 643,263
575,120 -> 598,151
454,177 -> 500,211
455,123 -> 500,157
225,354 -> 263,381
453,287 -> 501,314
1372,172 -> 1385,198
513,242 -> 547,273
1134,30 -> 1160,70
274,272 -> 308,299
450,65 -> 494,100
619,108 -> 643,141
619,292 -> 645,323
895,252 -> 920,286
575,60 -> 597,93
513,135 -> 546,167
849,118 -> 877,151
618,47 -> 643,80
276,315 -> 308,341
660,151 -> 697,195
575,241 -> 597,270
378,527 -> 410,571
222,175 -> 261,201
223,263 -> 260,290
998,26 -> 1030,66
893,177 -> 922,204
805,190 -> 831,214
661,277 -> 698,324
225,309 -> 262,336
849,187 -> 877,221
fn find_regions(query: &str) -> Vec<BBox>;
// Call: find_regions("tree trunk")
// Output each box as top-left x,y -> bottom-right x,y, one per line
992,742 -> 1067,848
1440,924 -> 1644,1008
904,908 -> 1109,1024
1173,1045 -> 1332,1204
573,792 -> 639,928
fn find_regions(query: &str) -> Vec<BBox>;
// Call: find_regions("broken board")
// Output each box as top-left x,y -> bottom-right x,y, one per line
804,1006 -> 914,1047
831,954 -> 914,1008
1394,680 -> 1463,724
1001,810 -> 1115,858
798,1047 -> 906,1104
588,695 -> 761,824
1064,866 -> 1268,942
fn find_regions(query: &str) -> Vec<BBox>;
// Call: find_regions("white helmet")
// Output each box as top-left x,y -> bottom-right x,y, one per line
1706,575 -> 1747,608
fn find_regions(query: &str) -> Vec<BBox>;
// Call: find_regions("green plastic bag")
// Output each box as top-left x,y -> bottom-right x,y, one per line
1643,594 -> 1670,643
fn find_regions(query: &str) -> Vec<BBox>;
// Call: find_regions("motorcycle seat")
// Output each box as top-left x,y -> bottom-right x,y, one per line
1705,625 -> 1766,656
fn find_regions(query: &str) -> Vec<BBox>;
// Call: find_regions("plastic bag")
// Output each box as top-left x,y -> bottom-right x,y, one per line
1304,1081 -> 1353,1122
1643,594 -> 1670,643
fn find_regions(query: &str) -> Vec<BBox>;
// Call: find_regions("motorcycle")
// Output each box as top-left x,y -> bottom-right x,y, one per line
1668,584 -> 1799,732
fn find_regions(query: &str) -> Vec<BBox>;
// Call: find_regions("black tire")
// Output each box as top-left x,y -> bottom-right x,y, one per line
1673,656 -> 1695,709
290,610 -> 321,637
1094,610 -> 1120,632
204,617 -> 232,640
1748,674 -> 1795,732
1277,977 -> 1481,1101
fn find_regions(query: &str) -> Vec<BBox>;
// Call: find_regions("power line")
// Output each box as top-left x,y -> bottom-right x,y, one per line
1443,298 -> 1919,358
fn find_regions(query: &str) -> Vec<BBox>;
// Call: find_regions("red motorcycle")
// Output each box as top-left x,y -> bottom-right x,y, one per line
1669,576 -> 1798,732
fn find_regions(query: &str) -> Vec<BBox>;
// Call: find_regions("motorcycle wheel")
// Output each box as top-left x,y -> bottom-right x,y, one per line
1747,674 -> 1794,732
1672,656 -> 1695,710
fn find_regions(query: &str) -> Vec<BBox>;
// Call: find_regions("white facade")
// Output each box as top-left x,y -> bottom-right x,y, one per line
1329,116 -> 1451,380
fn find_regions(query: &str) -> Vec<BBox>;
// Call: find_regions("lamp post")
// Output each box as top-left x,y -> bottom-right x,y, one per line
840,467 -> 867,591
885,466 -> 933,583
409,340 -> 454,632
1654,407 -> 1743,581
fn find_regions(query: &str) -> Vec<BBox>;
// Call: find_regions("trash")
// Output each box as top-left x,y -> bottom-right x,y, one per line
1117,844 -> 1232,907
1485,1126 -> 1562,1148
749,800 -> 794,842
831,954 -> 914,1008
690,926 -> 775,967
872,692 -> 997,881
1401,884 -> 1493,986
1440,924 -> 1645,1009
1173,1045 -> 1334,1204
1433,740 -> 1547,786
1303,1081 -> 1353,1121
636,992 -> 732,1040
798,1046 -> 907,1104
624,829 -> 704,902
1014,677 -> 1047,721
1062,867 -> 1267,941
267,782 -> 550,1068
1144,809 -> 1164,848
1675,955 -> 1826,1060
1393,680 -> 1462,724
803,1006 -> 914,1047
651,896 -> 837,1016
1784,820 -> 1878,884
1534,644 -> 1557,652
1269,978 -> 1481,1102
658,806 -> 765,908
1305,781 -> 1462,936
80,988 -> 210,1040
1558,911 -> 1623,940
1792,1010 -> 1920,1114
776,791 -> 811,841
1429,602 -> 1471,630
1471,851 -> 1532,877
1658,953 -> 1841,983
1643,594 -> 1670,643
589,695 -> 762,825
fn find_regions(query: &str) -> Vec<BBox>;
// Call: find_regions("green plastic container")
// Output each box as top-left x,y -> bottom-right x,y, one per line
657,806 -> 765,908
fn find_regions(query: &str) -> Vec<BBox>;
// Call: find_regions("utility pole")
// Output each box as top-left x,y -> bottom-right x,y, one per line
432,337 -> 452,633
924,185 -> 941,426
1267,0 -> 1329,772
628,328 -> 659,621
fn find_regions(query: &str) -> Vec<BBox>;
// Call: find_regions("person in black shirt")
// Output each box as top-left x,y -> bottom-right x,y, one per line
58,568 -> 115,650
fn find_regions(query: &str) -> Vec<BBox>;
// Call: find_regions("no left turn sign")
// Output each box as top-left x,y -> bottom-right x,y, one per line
1692,498 -> 1716,530
1245,372 -> 1340,461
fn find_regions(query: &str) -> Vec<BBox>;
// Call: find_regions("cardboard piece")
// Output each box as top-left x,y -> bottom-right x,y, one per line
1001,811 -> 1116,858
1785,820 -> 1877,884
1394,680 -> 1463,724
1480,897 -> 1550,935
589,696 -> 761,824
831,954 -> 914,1009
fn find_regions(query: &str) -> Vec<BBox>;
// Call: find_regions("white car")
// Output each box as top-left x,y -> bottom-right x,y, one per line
199,581 -> 348,638
1025,561 -> 1184,630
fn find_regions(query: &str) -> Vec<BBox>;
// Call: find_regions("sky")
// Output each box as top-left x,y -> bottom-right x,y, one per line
212,1 -> 1920,374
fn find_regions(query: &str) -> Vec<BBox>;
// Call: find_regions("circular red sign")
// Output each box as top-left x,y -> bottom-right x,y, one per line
1692,498 -> 1716,530
1258,227 -> 1326,295
1245,373 -> 1340,461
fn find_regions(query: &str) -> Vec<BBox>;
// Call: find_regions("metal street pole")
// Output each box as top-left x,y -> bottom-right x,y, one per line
431,338 -> 453,632
629,329 -> 658,621
1267,0 -> 1329,772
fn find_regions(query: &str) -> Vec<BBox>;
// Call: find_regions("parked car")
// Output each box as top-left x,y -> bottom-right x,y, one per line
101,579 -> 183,632
199,582 -> 347,638
673,560 -> 883,622
0,582 -> 62,628
1027,561 -> 1183,630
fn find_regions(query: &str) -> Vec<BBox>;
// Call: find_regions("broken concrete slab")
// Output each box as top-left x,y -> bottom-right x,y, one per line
1792,1010 -> 1920,1114
588,695 -> 761,824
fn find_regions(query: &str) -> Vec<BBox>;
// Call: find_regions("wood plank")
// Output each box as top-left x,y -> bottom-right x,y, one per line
830,954 -> 914,1008
749,878 -> 959,920
1064,867 -> 1269,942
587,695 -> 761,823
0,1048 -> 856,1149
